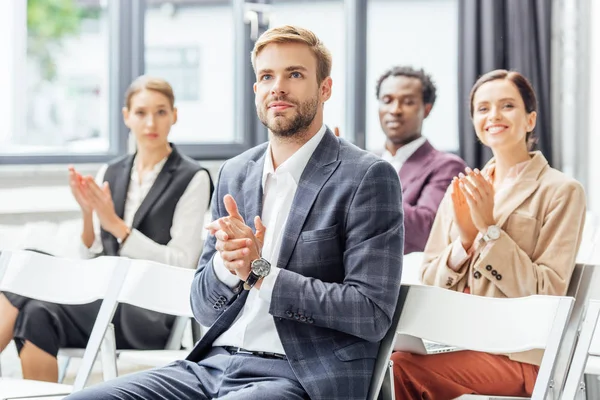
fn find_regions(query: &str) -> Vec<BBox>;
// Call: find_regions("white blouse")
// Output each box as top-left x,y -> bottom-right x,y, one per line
79,157 -> 211,269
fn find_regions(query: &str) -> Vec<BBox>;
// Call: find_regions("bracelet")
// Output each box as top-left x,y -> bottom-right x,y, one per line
117,227 -> 132,247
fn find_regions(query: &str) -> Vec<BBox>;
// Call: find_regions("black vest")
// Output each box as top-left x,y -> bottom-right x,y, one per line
100,145 -> 213,256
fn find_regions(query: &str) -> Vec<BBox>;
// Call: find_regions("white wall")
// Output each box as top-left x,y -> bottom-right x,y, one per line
589,0 -> 600,213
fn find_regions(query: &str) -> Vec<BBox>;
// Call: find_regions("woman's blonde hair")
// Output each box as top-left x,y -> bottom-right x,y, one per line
251,25 -> 332,84
124,75 -> 175,110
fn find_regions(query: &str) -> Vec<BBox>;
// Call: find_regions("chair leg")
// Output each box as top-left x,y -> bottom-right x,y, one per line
57,356 -> 71,383
379,360 -> 395,400
100,324 -> 118,381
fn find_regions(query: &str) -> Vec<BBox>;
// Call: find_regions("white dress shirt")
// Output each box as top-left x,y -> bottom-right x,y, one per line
381,136 -> 427,173
212,125 -> 328,354
79,156 -> 211,269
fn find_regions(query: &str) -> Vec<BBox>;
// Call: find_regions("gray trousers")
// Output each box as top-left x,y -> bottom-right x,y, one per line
64,347 -> 308,400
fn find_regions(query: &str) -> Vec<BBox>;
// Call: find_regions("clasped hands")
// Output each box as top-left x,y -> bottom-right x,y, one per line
68,165 -> 129,240
205,194 -> 266,288
451,167 -> 496,250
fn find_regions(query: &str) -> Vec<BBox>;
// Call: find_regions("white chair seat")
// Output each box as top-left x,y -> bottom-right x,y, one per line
0,378 -> 71,400
118,350 -> 188,368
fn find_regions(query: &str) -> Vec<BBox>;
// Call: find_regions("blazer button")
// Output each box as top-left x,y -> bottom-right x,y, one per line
496,274 -> 502,280
233,286 -> 240,294
300,315 -> 307,322
213,304 -> 220,310
293,313 -> 300,320
285,310 -> 293,318
491,270 -> 497,276
307,317 -> 314,324
219,296 -> 227,302
473,271 -> 482,279
486,265 -> 492,271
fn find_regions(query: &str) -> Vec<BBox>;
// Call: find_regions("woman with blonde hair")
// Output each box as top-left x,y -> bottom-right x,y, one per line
0,76 -> 213,382
391,69 -> 586,399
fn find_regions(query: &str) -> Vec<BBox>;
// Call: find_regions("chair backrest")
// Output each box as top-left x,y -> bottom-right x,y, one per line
0,250 -> 130,392
366,285 -> 409,400
0,250 -> 121,305
562,299 -> 600,399
117,259 -> 195,317
394,284 -> 574,399
549,263 -> 600,396
577,212 -> 600,264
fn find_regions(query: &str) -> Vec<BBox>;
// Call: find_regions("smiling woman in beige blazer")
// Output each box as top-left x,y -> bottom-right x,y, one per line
391,69 -> 586,400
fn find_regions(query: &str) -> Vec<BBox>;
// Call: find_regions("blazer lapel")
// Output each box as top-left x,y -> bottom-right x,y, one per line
240,152 -> 266,229
112,156 -> 134,219
489,151 -> 548,228
398,140 -> 435,185
276,130 -> 341,270
131,149 -> 180,230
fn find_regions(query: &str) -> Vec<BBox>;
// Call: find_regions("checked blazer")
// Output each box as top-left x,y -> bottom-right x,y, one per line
187,128 -> 404,400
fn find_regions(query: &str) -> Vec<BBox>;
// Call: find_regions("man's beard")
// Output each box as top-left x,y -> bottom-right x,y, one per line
258,95 -> 319,138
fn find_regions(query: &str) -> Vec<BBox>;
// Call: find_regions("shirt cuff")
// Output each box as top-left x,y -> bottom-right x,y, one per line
258,266 -> 281,304
447,239 -> 472,271
212,252 -> 241,288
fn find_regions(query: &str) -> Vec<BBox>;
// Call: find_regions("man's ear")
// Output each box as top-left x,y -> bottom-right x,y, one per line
318,76 -> 333,103
172,107 -> 178,125
423,103 -> 433,119
253,82 -> 257,94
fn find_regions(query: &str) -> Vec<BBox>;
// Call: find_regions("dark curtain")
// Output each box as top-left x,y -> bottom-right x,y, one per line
458,0 -> 553,169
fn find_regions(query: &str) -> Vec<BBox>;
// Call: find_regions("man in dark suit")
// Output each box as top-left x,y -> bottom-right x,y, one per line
66,25 -> 403,400
377,66 -> 467,254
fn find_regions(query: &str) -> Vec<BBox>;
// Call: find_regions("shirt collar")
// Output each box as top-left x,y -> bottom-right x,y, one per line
381,136 -> 427,165
262,124 -> 328,189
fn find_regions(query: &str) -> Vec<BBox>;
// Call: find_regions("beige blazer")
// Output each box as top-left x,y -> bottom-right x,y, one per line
420,151 -> 586,365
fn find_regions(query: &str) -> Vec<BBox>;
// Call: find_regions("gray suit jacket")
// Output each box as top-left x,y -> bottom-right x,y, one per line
187,129 -> 404,400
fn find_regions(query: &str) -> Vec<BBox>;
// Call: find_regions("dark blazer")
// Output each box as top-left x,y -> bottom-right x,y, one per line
187,129 -> 404,400
398,140 -> 467,254
101,144 -> 213,349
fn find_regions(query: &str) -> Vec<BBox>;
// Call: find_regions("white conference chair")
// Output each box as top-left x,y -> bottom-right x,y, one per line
0,250 -> 130,399
400,252 -> 424,285
391,284 -> 574,400
92,258 -> 197,378
562,299 -> 600,399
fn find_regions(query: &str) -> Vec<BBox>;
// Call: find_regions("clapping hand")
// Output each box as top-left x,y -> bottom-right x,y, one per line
457,168 -> 495,236
206,195 -> 266,284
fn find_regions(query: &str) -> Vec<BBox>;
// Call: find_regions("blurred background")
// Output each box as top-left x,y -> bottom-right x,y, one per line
0,0 -> 597,220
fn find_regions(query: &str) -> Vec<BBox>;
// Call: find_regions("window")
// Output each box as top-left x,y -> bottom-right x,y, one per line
0,0 -> 110,157
366,0 -> 459,152
145,1 -> 236,145
269,0 -> 346,135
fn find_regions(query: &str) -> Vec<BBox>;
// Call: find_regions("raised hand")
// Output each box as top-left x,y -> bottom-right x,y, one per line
450,177 -> 479,249
458,168 -> 495,235
83,176 -> 127,238
206,195 -> 266,281
68,166 -> 92,215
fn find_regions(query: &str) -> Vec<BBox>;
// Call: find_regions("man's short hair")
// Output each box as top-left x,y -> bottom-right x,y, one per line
251,25 -> 332,84
375,66 -> 437,106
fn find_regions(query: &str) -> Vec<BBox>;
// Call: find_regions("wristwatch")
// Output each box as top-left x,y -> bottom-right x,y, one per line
243,258 -> 271,290
482,225 -> 501,242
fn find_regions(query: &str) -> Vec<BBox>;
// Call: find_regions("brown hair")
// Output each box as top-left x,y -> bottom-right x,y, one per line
469,69 -> 538,149
251,25 -> 332,84
124,75 -> 175,110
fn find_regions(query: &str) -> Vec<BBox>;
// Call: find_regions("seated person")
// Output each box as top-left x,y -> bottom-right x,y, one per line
391,69 -> 586,399
0,76 -> 213,382
64,24 -> 404,400
376,66 -> 467,253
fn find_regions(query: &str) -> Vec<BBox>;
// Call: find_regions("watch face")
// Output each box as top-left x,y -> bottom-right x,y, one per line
488,225 -> 501,240
251,258 -> 271,277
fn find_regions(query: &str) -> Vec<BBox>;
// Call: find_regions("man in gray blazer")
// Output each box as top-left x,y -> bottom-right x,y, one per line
66,25 -> 403,400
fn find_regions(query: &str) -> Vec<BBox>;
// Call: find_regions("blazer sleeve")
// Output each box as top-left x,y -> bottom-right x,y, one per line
420,189 -> 471,289
190,163 -> 244,327
472,181 -> 586,297
404,157 -> 466,253
269,160 -> 404,343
